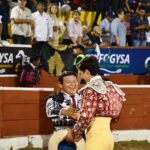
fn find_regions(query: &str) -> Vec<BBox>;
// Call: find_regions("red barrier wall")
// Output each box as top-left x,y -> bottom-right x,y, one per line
0,86 -> 150,137
0,88 -> 54,137
1,71 -> 150,88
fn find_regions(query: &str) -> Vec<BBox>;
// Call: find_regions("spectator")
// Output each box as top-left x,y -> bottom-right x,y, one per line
111,9 -> 126,46
19,55 -> 40,87
63,10 -> 82,45
32,1 -> 53,72
100,9 -> 115,45
0,0 -> 10,40
47,3 -> 65,76
32,1 -> 53,43
130,6 -> 149,46
82,25 -> 90,46
10,0 -> 33,44
47,2 -> 64,45
87,26 -> 106,47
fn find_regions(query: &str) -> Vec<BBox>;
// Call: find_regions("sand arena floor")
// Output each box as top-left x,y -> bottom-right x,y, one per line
17,141 -> 150,150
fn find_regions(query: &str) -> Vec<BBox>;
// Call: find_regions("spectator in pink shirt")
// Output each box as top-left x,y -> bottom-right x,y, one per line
63,10 -> 83,45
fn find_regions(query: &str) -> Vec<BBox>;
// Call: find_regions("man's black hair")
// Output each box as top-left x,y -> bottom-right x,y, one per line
58,71 -> 77,84
72,10 -> 81,16
77,56 -> 99,76
30,55 -> 40,63
116,9 -> 124,17
37,1 -> 46,6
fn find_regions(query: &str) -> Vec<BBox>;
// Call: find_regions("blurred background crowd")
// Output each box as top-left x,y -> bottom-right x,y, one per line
0,0 -> 149,47
0,0 -> 150,86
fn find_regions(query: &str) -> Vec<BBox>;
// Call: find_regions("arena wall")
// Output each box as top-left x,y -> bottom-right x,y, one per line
0,85 -> 150,138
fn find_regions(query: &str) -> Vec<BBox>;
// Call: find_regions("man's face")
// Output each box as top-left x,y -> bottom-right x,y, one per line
93,30 -> 100,37
118,11 -> 125,21
73,13 -> 80,23
138,9 -> 145,17
33,58 -> 40,67
37,3 -> 45,12
61,75 -> 78,95
108,16 -> 113,22
18,0 -> 27,9
77,69 -> 90,83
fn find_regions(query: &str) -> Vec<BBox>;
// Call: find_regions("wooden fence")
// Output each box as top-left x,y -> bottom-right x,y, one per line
0,85 -> 150,138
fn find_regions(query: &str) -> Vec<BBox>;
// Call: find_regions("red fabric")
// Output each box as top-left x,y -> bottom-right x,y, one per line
72,81 -> 124,139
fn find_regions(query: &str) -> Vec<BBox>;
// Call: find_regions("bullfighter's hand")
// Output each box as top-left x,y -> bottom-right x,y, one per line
61,106 -> 77,117
66,128 -> 74,142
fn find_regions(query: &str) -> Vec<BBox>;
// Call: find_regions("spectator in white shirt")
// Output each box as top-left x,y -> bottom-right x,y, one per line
32,1 -> 53,72
100,10 -> 115,45
11,0 -> 33,44
63,10 -> 82,45
0,15 -> 2,41
32,1 -> 53,42
47,3 -> 64,45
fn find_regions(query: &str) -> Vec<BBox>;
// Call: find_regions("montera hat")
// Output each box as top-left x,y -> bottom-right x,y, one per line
48,129 -> 85,150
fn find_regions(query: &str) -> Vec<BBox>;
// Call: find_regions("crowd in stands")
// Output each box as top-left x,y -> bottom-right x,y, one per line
0,0 -> 149,47
0,0 -> 150,86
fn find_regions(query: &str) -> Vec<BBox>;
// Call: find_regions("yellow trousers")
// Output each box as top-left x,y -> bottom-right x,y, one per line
85,117 -> 114,150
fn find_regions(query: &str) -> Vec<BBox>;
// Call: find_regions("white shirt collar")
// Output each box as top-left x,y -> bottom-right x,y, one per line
79,75 -> 106,94
37,11 -> 44,16
61,91 -> 79,99
90,75 -> 102,82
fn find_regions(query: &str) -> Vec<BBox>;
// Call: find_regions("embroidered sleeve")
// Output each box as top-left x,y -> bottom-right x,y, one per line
72,88 -> 99,140
46,95 -> 62,118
